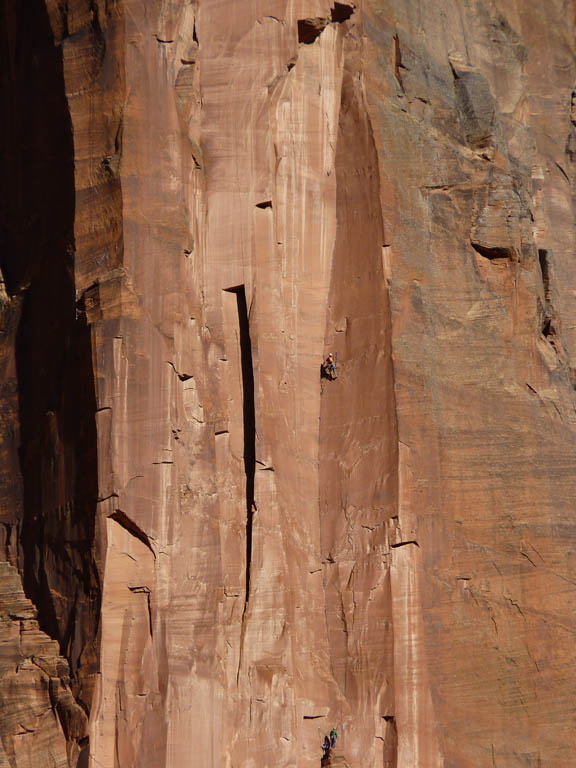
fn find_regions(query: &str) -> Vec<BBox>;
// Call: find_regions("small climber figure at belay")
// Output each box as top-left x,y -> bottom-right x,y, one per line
321,727 -> 339,764
322,352 -> 338,380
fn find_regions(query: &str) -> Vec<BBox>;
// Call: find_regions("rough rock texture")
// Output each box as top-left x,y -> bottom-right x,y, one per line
1,0 -> 576,766
0,561 -> 88,768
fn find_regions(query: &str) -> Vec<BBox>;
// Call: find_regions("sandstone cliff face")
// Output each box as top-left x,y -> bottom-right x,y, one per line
1,1 -> 576,766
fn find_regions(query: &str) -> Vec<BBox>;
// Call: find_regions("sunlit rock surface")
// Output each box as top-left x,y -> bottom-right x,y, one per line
1,0 -> 576,766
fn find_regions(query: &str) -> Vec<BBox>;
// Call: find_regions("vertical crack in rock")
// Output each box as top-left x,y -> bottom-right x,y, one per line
319,31 -> 399,764
382,715 -> 398,768
538,249 -> 556,340
393,35 -> 405,91
225,286 -> 256,601
0,1 -> 100,761
128,586 -> 153,637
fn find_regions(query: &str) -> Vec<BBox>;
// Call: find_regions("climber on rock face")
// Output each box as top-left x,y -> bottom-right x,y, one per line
322,735 -> 331,757
330,727 -> 338,748
323,352 -> 337,380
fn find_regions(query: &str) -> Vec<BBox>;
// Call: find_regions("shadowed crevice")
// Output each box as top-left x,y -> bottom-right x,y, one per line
331,3 -> 355,22
539,248 -> 553,335
298,18 -> 329,44
109,511 -> 156,558
471,242 -> 513,260
318,53 -> 398,768
224,285 -> 256,601
0,0 -> 100,744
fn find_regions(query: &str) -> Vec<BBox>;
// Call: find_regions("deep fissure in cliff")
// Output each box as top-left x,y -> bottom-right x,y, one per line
538,248 -> 555,338
0,0 -> 100,731
318,50 -> 399,766
225,285 -> 256,599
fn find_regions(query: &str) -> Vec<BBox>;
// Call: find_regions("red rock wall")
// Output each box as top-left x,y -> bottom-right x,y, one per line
1,1 -> 576,766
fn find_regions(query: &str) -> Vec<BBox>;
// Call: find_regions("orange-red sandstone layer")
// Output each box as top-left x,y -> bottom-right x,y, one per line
0,1 -> 575,766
